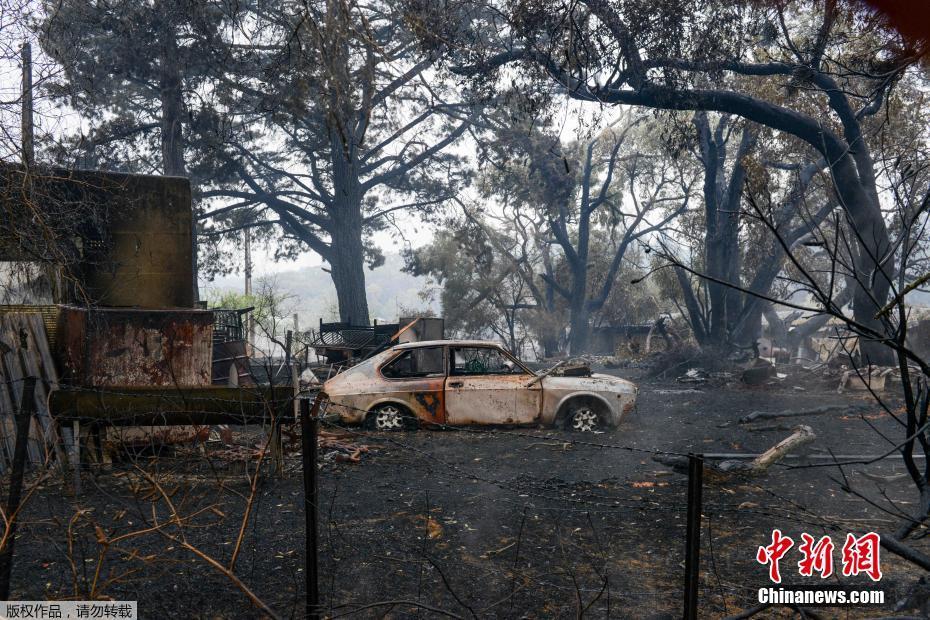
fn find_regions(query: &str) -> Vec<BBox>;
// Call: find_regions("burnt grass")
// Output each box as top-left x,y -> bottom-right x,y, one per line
8,366 -> 929,619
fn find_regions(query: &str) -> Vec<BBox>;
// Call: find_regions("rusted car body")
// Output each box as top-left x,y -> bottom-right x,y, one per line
323,340 -> 637,431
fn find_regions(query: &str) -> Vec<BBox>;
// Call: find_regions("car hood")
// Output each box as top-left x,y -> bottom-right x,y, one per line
541,373 -> 637,394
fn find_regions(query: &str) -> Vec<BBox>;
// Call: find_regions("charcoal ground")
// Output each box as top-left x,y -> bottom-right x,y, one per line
8,366 -> 925,618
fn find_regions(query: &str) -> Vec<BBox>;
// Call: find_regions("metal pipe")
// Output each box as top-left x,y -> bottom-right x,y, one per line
301,396 -> 321,619
683,453 -> 703,620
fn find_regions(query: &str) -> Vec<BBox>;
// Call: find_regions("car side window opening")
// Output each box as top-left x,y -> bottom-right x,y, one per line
451,347 -> 522,376
381,347 -> 445,379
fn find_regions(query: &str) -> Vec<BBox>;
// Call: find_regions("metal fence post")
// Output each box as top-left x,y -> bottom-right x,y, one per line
683,453 -> 704,620
0,376 -> 36,598
300,396 -> 320,619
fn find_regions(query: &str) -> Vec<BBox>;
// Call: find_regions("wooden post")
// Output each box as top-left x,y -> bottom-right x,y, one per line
292,362 -> 300,424
267,331 -> 293,476
0,377 -> 36,598
21,42 -> 33,166
300,396 -> 321,619
683,454 -> 703,620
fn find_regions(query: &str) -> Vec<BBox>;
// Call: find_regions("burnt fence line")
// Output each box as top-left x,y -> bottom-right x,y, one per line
7,388 -> 709,618
50,383 -> 307,404
34,386 -> 873,618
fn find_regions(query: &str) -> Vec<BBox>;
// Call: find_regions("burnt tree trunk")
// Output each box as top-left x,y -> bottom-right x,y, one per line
329,219 -> 370,325
566,145 -> 594,355
328,125 -> 371,325
683,115 -> 755,349
567,262 -> 590,354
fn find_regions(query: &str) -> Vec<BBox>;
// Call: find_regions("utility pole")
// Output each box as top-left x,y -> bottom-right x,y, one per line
244,227 -> 255,353
21,42 -> 33,166
293,313 -> 300,353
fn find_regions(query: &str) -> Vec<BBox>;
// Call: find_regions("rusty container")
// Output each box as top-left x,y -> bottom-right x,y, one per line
56,306 -> 214,387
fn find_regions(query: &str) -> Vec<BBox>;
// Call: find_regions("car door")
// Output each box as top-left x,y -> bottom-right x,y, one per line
377,346 -> 447,424
444,346 -> 540,425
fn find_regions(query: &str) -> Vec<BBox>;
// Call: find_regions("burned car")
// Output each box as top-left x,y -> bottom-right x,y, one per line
323,340 -> 637,432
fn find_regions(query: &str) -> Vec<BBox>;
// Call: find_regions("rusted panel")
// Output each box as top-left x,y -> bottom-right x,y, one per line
412,388 -> 445,422
328,378 -> 446,425
324,349 -> 446,424
444,374 -> 539,425
56,306 -> 214,387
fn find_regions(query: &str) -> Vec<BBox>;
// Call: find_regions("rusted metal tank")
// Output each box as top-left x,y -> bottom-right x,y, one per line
56,305 -> 213,387
212,340 -> 255,387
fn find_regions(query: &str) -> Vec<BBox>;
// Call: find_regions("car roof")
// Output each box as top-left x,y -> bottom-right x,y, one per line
393,339 -> 502,350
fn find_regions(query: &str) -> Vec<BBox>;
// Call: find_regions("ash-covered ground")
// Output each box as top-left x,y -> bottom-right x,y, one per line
9,365 -> 925,619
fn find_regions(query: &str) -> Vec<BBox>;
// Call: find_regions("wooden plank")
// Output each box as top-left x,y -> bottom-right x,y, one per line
29,313 -> 59,383
24,313 -> 66,469
0,316 -> 29,465
10,314 -> 63,456
0,315 -> 23,409
12,316 -> 45,434
22,315 -> 54,431
0,311 -> 64,465
0,315 -> 42,464
9,315 -> 45,464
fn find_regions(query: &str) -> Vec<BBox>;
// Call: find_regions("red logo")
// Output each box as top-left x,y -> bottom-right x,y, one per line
798,533 -> 835,578
841,532 -> 882,581
756,529 -> 794,583
757,530 -> 881,582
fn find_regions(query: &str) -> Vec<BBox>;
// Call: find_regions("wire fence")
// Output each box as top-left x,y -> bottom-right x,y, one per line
0,385 -> 923,618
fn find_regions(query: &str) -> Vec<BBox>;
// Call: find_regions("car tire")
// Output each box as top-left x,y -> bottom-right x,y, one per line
365,403 -> 417,431
560,399 -> 605,433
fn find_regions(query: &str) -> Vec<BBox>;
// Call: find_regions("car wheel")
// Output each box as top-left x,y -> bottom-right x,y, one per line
366,403 -> 415,431
565,402 -> 602,432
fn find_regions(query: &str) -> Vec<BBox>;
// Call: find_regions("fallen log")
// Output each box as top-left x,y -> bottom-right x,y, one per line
740,404 -> 866,424
655,426 -> 816,478
749,425 -> 815,473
